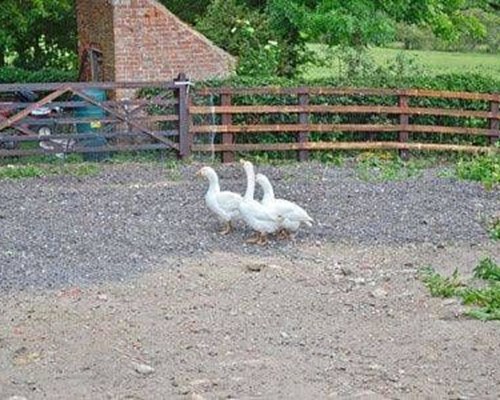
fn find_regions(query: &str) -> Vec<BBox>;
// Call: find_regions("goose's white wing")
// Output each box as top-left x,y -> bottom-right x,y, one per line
239,199 -> 281,233
273,199 -> 313,226
205,191 -> 241,221
217,191 -> 242,211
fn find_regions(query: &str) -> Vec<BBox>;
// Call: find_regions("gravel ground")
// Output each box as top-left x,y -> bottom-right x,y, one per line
0,162 -> 497,291
0,161 -> 499,399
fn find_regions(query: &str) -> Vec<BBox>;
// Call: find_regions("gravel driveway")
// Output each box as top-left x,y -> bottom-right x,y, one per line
0,161 -> 499,399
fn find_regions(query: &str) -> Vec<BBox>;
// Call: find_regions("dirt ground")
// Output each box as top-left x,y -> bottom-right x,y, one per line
0,163 -> 499,400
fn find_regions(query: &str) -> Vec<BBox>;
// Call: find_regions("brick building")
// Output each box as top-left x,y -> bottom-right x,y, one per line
76,0 -> 236,83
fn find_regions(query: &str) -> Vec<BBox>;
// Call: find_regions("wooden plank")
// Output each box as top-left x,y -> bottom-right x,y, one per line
0,86 -> 69,131
175,73 -> 191,158
195,87 -> 398,96
0,114 -> 40,136
194,87 -> 497,101
298,93 -> 309,161
191,123 -> 401,134
47,98 -> 178,109
0,81 -> 178,93
490,99 -> 499,145
399,95 -> 409,160
192,141 -> 498,154
409,125 -> 492,135
190,104 -> 494,118
0,142 -> 178,157
404,89 -> 497,101
1,130 -> 178,143
19,114 -> 179,126
221,93 -> 234,163
191,123 -> 493,136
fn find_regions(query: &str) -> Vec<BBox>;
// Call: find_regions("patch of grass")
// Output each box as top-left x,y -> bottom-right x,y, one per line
420,267 -> 463,298
355,152 -> 425,182
0,163 -> 100,180
465,307 -> 500,321
311,151 -> 346,166
303,45 -> 500,80
420,257 -> 500,321
487,217 -> 500,241
455,153 -> 500,189
371,48 -> 500,79
0,164 -> 46,179
52,164 -> 100,177
0,153 -> 86,166
473,257 -> 500,281
462,284 -> 500,321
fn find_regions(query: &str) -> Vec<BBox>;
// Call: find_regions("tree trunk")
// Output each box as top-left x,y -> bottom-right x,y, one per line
0,47 -> 6,68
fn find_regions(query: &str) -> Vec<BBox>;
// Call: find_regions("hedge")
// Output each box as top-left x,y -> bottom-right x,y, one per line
0,67 -> 77,84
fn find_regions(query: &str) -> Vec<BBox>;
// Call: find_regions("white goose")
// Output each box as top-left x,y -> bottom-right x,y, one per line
255,173 -> 313,238
197,166 -> 242,235
239,160 -> 281,245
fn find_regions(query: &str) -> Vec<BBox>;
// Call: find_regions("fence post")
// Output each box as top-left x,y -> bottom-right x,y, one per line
297,91 -> 309,162
221,91 -> 234,163
399,93 -> 409,160
490,95 -> 499,146
175,73 -> 191,159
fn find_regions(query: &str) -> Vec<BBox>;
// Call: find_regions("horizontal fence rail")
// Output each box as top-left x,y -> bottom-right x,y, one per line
1,78 -> 499,161
190,86 -> 500,162
194,86 -> 500,101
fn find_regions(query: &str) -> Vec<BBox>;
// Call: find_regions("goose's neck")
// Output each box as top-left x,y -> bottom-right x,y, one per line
261,178 -> 275,202
244,165 -> 255,200
206,172 -> 220,194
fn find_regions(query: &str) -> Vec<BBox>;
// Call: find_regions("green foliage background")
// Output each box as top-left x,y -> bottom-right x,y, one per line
0,0 -> 498,80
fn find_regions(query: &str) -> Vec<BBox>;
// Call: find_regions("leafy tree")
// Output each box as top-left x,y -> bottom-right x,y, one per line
159,1 -> 211,24
265,0 -> 310,77
196,0 -> 494,77
272,0 -> 490,47
195,0 -> 312,77
195,0 -> 284,76
0,0 -> 495,77
455,7 -> 500,52
0,0 -> 76,70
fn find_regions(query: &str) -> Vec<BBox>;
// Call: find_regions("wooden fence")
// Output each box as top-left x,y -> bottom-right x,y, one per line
190,87 -> 500,162
1,78 -> 499,161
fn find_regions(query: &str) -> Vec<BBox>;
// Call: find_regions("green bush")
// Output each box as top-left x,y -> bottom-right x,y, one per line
396,23 -> 438,50
0,66 -> 77,83
395,9 -> 500,53
195,0 -> 280,77
0,163 -> 100,180
195,0 -> 309,78
455,153 -> 500,189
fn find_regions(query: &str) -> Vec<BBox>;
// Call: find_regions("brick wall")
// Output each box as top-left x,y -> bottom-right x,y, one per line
76,0 -> 235,83
76,0 -> 115,81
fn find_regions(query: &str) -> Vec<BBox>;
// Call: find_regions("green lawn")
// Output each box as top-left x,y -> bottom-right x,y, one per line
302,45 -> 500,80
